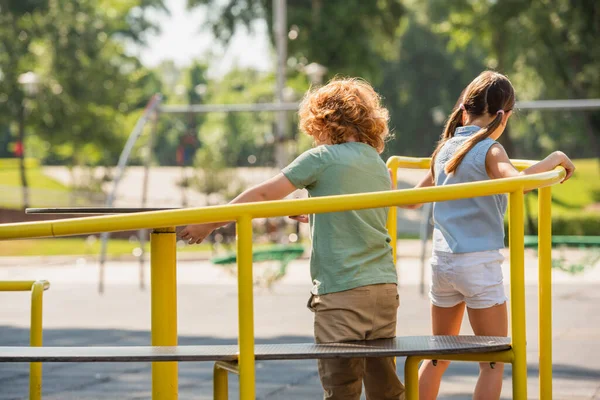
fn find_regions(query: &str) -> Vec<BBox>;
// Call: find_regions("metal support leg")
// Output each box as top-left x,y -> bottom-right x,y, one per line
237,216 -> 255,400
214,364 -> 229,400
509,190 -> 528,399
151,227 -> 178,399
404,356 -> 420,400
214,361 -> 239,400
29,281 -> 47,400
538,187 -> 553,399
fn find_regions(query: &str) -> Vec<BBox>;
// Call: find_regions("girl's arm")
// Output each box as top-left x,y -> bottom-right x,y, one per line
486,144 -> 575,182
398,170 -> 435,209
179,173 -> 297,244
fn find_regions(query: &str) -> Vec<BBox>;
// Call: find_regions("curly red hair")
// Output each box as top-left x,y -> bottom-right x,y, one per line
298,78 -> 390,153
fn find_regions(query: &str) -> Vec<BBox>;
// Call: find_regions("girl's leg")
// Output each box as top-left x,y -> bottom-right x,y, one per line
466,303 -> 508,400
418,303 -> 465,400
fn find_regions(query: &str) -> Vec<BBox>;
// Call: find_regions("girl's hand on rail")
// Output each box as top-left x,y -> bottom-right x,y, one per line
552,151 -> 575,182
179,223 -> 219,245
289,215 -> 309,223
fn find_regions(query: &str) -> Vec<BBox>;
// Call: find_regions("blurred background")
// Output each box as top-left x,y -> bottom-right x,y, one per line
1,1 -> 600,399
1,0 -> 599,250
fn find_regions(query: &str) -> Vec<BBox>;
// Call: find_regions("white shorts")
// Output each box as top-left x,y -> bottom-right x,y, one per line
429,250 -> 508,309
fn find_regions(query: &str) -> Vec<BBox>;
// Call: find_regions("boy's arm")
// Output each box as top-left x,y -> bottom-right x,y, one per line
398,170 -> 434,209
180,173 -> 297,244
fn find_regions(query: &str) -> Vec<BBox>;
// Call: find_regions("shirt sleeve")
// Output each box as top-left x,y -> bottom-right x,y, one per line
281,147 -> 326,189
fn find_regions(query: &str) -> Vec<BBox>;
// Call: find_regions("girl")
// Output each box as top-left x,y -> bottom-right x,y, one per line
180,78 -> 405,400
404,71 -> 574,400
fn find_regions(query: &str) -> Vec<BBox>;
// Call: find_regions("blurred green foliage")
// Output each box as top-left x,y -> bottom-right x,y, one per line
0,0 -> 165,168
0,0 -> 599,215
184,0 -> 600,162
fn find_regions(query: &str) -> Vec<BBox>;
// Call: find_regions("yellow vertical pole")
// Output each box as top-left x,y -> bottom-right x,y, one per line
538,186 -> 553,399
151,227 -> 178,399
237,215 -> 255,400
509,190 -> 527,399
404,356 -> 420,400
385,163 -> 399,367
29,281 -> 45,400
386,159 -> 398,264
213,364 -> 229,400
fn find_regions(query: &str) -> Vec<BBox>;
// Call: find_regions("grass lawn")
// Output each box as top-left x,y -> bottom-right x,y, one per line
0,237 -> 303,257
526,158 -> 600,216
0,168 -> 68,190
0,238 -> 213,257
0,167 -> 71,209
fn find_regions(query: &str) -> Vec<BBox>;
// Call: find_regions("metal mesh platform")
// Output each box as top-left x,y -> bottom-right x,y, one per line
0,345 -> 239,363
0,336 -> 510,363
254,336 -> 511,360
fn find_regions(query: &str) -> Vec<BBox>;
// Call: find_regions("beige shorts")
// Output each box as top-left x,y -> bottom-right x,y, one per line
429,250 -> 508,309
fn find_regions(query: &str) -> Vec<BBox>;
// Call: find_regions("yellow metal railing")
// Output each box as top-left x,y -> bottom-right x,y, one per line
0,280 -> 50,400
0,156 -> 562,400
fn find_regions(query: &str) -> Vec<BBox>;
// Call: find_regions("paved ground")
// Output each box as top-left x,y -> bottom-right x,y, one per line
0,247 -> 599,399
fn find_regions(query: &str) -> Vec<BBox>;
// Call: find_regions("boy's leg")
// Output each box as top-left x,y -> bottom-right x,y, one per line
364,284 -> 405,400
317,358 -> 364,400
311,287 -> 374,400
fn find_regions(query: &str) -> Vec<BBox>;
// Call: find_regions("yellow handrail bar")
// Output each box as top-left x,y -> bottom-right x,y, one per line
0,166 -> 563,241
0,281 -> 50,291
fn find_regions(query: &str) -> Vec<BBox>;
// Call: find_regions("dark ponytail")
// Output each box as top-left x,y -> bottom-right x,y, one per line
431,71 -> 515,177
429,106 -> 463,177
444,112 -> 503,174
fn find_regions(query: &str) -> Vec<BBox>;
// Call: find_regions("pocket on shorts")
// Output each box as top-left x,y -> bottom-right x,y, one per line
460,261 -> 503,298
307,294 -> 318,312
429,262 -> 444,294
483,261 -> 504,285
385,287 -> 400,306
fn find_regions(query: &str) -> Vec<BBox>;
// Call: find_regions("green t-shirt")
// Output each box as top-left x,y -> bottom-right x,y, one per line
282,142 -> 397,294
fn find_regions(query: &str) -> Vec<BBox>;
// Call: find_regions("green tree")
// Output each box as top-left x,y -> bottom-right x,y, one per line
0,0 -> 49,208
199,68 -> 278,167
187,0 -> 404,81
517,1 -> 600,163
425,0 -> 600,162
36,0 -> 165,165
377,7 -> 484,158
0,0 -> 166,206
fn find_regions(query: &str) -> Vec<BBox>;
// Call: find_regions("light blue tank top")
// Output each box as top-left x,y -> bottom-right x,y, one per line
432,125 -> 508,253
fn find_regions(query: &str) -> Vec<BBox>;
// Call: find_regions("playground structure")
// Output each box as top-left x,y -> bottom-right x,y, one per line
0,155 -> 564,399
211,244 -> 305,288
0,280 -> 49,400
99,95 -> 600,295
97,95 -> 301,293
